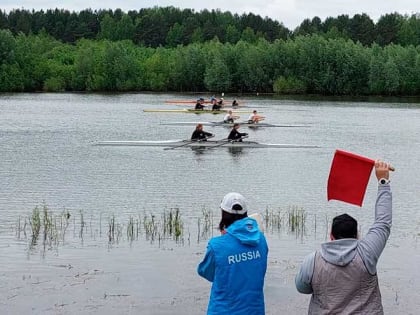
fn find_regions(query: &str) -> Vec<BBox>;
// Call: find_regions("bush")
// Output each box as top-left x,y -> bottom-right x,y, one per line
273,76 -> 307,94
43,77 -> 65,92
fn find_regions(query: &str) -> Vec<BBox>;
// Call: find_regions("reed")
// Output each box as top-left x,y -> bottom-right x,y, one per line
197,207 -> 213,243
287,206 -> 306,238
143,213 -> 158,242
16,203 -> 329,254
108,215 -> 123,244
29,206 -> 41,246
79,210 -> 85,239
16,215 -> 28,239
166,208 -> 183,241
25,204 -> 69,252
264,207 -> 282,232
264,205 -> 307,239
127,215 -> 140,242
59,209 -> 71,242
42,204 -> 56,248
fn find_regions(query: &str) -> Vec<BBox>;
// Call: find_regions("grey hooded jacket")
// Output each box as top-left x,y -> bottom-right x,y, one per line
295,184 -> 392,314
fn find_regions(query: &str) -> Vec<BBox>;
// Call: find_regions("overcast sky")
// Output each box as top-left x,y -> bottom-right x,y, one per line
3,0 -> 420,29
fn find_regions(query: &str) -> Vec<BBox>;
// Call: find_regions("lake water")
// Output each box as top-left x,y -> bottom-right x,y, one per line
0,93 -> 419,314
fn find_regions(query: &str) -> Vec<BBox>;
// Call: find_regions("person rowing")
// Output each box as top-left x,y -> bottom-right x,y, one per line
211,97 -> 222,111
227,123 -> 248,142
247,110 -> 265,124
191,124 -> 214,141
223,110 -> 240,123
195,97 -> 205,110
232,99 -> 239,107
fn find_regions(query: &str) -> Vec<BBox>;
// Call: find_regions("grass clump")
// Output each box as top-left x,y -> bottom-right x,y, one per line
264,205 -> 307,238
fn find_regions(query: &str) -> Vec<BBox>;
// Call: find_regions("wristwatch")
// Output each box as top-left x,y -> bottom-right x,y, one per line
379,178 -> 390,185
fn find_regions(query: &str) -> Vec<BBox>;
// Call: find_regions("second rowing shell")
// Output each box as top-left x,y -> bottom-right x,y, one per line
143,109 -> 251,114
160,121 -> 309,128
95,140 -> 320,149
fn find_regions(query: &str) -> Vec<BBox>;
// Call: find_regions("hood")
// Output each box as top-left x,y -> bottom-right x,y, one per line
320,239 -> 358,266
226,217 -> 261,247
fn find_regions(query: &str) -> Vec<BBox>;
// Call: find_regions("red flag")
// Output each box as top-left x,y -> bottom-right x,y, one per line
327,150 -> 375,206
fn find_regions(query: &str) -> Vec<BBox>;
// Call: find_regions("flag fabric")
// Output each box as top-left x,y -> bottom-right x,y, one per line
327,150 -> 375,206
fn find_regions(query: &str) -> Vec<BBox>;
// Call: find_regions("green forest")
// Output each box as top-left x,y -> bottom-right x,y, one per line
2,7 -> 420,95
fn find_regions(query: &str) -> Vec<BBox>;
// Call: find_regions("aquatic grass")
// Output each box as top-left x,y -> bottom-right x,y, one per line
59,209 -> 71,241
288,206 -> 306,239
142,208 -> 185,245
29,206 -> 41,246
143,213 -> 158,242
15,203 -> 331,255
264,205 -> 307,239
127,215 -> 140,243
108,215 -> 115,242
108,215 -> 123,244
264,206 -> 282,232
164,208 -> 184,242
25,204 -> 72,254
16,215 -> 28,239
79,210 -> 85,239
197,207 -> 213,243
41,204 -> 55,248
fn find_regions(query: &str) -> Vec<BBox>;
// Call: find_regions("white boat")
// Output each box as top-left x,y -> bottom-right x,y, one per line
95,139 -> 320,149
143,109 -> 251,114
160,121 -> 308,128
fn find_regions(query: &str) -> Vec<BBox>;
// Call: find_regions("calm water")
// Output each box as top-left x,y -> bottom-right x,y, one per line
0,93 -> 419,314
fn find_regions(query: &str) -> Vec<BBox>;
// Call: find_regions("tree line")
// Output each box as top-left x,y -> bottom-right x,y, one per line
2,7 -> 420,47
2,29 -> 420,95
0,7 -> 288,47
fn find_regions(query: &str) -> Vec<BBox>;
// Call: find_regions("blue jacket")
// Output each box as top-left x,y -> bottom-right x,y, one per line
197,217 -> 268,315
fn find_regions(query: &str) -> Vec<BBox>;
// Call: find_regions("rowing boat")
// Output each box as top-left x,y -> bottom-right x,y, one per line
165,100 -> 242,104
160,121 -> 309,128
165,100 -> 212,104
143,109 -> 251,114
95,139 -> 319,148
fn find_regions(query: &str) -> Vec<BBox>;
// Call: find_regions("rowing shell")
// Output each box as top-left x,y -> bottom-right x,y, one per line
95,140 -> 319,148
165,100 -> 212,104
143,109 -> 251,114
160,121 -> 309,128
165,100 -> 243,105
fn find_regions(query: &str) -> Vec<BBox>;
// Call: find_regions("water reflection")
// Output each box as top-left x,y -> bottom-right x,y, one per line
190,146 -> 207,155
228,147 -> 244,156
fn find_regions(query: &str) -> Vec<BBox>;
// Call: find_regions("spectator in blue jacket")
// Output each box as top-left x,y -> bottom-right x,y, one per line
197,192 -> 268,315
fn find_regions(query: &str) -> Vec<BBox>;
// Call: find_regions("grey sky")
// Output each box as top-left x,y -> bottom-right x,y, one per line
3,0 -> 420,29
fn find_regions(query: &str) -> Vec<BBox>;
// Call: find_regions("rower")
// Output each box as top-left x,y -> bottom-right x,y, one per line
191,124 -> 214,141
247,110 -> 265,124
195,97 -> 205,110
232,99 -> 239,107
227,123 -> 248,142
223,110 -> 240,123
211,98 -> 222,111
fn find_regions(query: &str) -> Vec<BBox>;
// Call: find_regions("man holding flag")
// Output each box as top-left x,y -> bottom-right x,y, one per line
295,158 -> 392,314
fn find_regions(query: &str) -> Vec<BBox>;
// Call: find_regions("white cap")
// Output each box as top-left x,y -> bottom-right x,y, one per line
220,192 -> 247,215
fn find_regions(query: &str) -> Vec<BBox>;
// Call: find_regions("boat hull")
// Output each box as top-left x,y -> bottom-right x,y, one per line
165,100 -> 242,105
95,140 -> 319,148
143,109 -> 250,114
160,121 -> 308,128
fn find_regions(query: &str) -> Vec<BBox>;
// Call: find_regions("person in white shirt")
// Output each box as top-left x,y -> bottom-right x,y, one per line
247,110 -> 265,123
223,110 -> 240,123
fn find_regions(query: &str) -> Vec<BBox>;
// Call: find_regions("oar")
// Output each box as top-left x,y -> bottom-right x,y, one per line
163,135 -> 214,150
205,137 -> 230,149
207,135 -> 249,149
